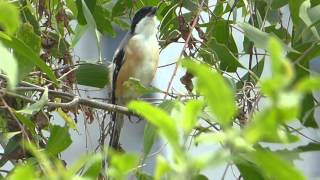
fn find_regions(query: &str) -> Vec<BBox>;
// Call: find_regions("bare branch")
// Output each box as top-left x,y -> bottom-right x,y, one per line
0,89 -> 133,116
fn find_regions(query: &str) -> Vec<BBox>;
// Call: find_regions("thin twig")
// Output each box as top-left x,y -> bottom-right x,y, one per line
163,0 -> 206,99
287,126 -> 320,144
221,163 -> 230,180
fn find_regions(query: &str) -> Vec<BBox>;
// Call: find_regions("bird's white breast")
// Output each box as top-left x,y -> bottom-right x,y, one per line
120,33 -> 159,101
130,35 -> 159,85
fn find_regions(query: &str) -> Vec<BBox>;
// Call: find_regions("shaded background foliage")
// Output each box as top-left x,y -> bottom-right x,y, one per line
0,0 -> 320,179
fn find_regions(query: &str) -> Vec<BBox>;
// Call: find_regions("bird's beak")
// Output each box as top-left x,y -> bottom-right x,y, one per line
148,7 -> 158,17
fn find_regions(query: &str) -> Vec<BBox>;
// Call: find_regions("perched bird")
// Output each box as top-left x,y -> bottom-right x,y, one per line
109,6 -> 160,150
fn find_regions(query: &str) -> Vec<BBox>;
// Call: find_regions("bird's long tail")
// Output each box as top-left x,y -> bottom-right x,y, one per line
109,111 -> 124,150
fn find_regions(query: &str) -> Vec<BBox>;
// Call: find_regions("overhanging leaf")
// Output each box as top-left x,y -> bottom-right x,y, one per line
71,24 -> 88,47
299,0 -> 320,40
0,42 -> 18,89
128,101 -> 180,152
294,77 -> 320,92
0,32 -> 58,85
57,108 -> 77,130
297,143 -> 320,152
7,164 -> 36,180
0,1 -> 20,35
289,0 -> 305,26
75,63 -> 109,88
15,23 -> 41,81
235,158 -> 264,180
46,125 -> 72,156
15,113 -> 36,136
182,60 -> 237,128
83,154 -> 102,179
81,0 -> 101,61
250,150 -> 305,180
123,77 -> 161,96
181,100 -> 204,134
209,38 -> 243,72
238,22 -> 269,49
143,122 -> 157,158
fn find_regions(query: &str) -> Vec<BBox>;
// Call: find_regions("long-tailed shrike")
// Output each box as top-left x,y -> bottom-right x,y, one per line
109,6 -> 159,150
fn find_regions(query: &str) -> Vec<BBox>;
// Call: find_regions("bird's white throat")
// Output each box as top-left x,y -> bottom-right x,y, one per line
134,16 -> 158,37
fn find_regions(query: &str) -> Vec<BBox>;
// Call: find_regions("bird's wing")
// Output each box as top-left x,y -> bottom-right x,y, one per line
111,47 -> 125,105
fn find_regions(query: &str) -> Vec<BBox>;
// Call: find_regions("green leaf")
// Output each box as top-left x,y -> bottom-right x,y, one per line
270,0 -> 288,9
158,100 -> 180,114
20,1 -> 40,35
155,156 -> 171,180
295,77 -> 320,92
238,23 -> 270,49
244,108 -> 279,144
191,174 -> 209,180
80,0 -> 101,61
0,42 -> 18,89
211,19 -> 238,55
0,1 -> 20,35
83,154 -> 102,179
128,101 -> 180,152
0,32 -> 58,85
299,0 -> 320,40
143,122 -> 157,158
123,78 -> 161,97
15,113 -> 36,136
17,87 -> 48,115
71,24 -> 88,47
16,23 -> 41,81
300,93 -> 318,128
274,149 -> 301,164
75,63 -> 109,88
159,4 -> 178,39
250,150 -> 304,180
66,0 -> 78,17
0,135 -> 20,167
235,160 -> 264,180
265,25 -> 291,44
113,17 -> 130,30
182,60 -> 237,128
57,108 -> 77,130
8,164 -> 36,180
46,125 -> 72,156
112,0 -> 128,18
209,38 -> 243,72
238,57 -> 265,88
93,5 -> 115,36
289,0 -> 305,26
260,38 -> 293,95
136,171 -> 154,180
297,143 -> 320,151
308,4 -> 320,24
108,152 -> 138,179
76,0 -> 97,25
266,9 -> 280,25
181,100 -> 204,134
17,23 -> 41,54
213,1 -> 224,17
183,0 -> 199,12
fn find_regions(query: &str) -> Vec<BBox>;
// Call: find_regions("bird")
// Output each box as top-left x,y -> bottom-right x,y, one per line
108,6 -> 160,150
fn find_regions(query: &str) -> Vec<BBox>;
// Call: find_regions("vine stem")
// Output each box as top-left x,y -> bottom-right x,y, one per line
163,0 -> 206,99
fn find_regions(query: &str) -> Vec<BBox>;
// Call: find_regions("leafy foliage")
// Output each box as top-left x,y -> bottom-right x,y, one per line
0,0 -> 320,180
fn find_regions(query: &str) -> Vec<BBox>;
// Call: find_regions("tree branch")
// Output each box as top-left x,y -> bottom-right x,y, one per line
0,88 -> 134,116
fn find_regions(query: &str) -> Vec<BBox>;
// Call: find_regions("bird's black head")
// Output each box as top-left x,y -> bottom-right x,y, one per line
130,6 -> 158,34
